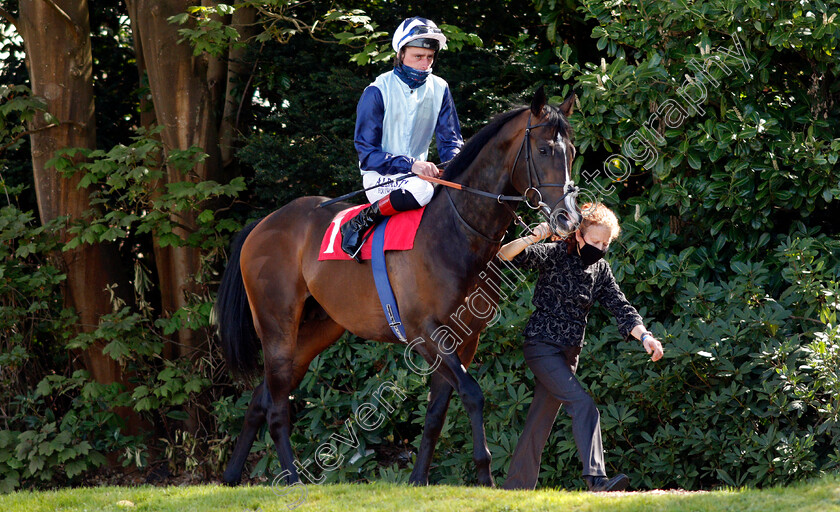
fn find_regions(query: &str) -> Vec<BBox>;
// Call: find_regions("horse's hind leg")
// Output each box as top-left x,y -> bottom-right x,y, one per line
408,372 -> 453,485
223,380 -> 269,485
261,307 -> 347,485
263,346 -> 300,484
221,321 -> 344,486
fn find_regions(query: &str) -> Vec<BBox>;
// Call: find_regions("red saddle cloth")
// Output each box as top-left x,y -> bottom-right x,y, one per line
318,205 -> 426,261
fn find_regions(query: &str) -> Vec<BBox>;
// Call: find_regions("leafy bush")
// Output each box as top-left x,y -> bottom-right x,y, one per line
0,126 -> 245,490
0,191 -> 139,491
492,0 -> 840,489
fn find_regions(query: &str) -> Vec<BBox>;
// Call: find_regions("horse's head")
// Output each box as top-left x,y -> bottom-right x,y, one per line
508,87 -> 581,236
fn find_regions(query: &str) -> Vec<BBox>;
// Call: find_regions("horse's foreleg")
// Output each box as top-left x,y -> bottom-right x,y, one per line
436,350 -> 494,487
408,372 -> 453,485
223,380 -> 269,485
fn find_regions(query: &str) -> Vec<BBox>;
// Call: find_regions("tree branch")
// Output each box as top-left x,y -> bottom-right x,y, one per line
0,123 -> 58,155
0,118 -> 85,156
0,7 -> 19,32
40,0 -> 84,44
791,315 -> 825,325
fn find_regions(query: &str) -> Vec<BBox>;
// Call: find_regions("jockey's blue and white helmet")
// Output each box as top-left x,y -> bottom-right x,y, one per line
392,17 -> 447,53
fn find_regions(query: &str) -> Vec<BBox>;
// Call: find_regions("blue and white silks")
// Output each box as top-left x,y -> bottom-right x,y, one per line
354,70 -> 463,177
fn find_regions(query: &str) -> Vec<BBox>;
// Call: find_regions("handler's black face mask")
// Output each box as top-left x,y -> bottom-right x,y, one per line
579,242 -> 606,268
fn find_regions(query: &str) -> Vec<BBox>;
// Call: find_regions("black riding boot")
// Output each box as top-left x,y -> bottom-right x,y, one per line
340,202 -> 385,262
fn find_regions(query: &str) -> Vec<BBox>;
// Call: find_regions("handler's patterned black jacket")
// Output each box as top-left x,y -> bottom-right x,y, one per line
509,241 -> 642,347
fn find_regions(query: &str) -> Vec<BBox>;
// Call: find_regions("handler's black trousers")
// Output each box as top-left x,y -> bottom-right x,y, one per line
502,342 -> 606,490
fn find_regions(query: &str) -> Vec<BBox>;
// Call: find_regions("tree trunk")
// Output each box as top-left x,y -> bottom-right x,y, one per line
126,0 -> 224,360
219,6 -> 257,166
18,0 -> 129,387
128,10 -> 158,131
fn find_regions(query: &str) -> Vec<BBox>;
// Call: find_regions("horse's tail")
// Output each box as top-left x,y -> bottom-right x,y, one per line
216,218 -> 264,376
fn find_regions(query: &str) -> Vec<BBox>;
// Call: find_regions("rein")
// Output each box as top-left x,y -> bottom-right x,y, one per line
425,175 -> 573,244
416,174 -> 526,202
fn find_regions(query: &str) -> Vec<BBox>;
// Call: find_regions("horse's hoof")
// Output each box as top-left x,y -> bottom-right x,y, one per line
478,476 -> 495,487
222,471 -> 242,487
408,476 -> 429,486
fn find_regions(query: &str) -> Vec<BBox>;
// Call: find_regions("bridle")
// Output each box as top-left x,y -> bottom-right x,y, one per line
444,111 -> 579,244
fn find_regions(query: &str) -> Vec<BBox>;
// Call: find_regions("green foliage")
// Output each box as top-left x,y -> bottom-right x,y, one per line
0,371 -> 133,492
236,57 -> 365,208
336,20 -> 484,66
0,123 -> 245,490
0,186 -> 139,492
502,0 -> 840,490
0,86 -> 52,156
168,4 -> 242,57
46,127 -> 244,255
46,124 -> 244,457
167,1 -> 387,57
571,227 -> 840,489
330,10 -> 391,65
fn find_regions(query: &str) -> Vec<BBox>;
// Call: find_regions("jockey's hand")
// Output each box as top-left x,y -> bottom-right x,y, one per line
412,161 -> 441,178
529,222 -> 553,243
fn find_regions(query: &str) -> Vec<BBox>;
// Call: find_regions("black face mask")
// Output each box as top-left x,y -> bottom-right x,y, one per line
578,242 -> 605,268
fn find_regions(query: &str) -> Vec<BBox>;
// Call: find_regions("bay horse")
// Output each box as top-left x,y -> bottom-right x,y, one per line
217,88 -> 580,487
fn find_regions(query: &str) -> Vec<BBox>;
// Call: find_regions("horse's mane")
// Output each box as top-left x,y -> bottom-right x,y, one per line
441,103 -> 573,181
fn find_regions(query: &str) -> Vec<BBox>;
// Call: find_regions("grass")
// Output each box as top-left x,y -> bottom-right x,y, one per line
1,474 -> 839,512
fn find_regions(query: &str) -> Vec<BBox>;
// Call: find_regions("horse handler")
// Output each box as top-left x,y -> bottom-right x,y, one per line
497,203 -> 664,492
340,16 -> 464,261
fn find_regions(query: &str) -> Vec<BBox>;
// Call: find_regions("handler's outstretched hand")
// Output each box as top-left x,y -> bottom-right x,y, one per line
644,337 -> 664,362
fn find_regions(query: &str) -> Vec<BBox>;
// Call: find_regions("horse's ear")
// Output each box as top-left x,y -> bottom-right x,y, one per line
559,91 -> 577,117
530,86 -> 546,117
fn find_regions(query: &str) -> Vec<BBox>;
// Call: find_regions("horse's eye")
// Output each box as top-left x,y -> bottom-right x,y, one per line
539,147 -> 548,155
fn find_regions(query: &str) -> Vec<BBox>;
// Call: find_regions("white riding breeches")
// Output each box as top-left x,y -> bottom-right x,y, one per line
362,172 -> 435,206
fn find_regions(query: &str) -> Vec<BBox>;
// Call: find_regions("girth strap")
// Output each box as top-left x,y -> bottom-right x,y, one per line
371,218 -> 407,342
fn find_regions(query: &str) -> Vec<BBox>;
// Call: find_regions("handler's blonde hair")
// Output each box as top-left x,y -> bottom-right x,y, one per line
578,202 -> 620,242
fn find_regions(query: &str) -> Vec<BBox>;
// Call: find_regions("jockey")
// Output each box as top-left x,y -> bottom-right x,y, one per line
340,16 -> 465,261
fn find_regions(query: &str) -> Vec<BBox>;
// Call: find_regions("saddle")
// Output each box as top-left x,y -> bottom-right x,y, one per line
318,205 -> 425,261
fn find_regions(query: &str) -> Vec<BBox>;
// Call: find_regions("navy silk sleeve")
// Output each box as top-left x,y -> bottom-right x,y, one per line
435,87 -> 464,164
354,86 -> 415,175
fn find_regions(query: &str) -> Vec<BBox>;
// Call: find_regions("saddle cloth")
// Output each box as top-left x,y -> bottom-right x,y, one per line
317,204 -> 426,261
